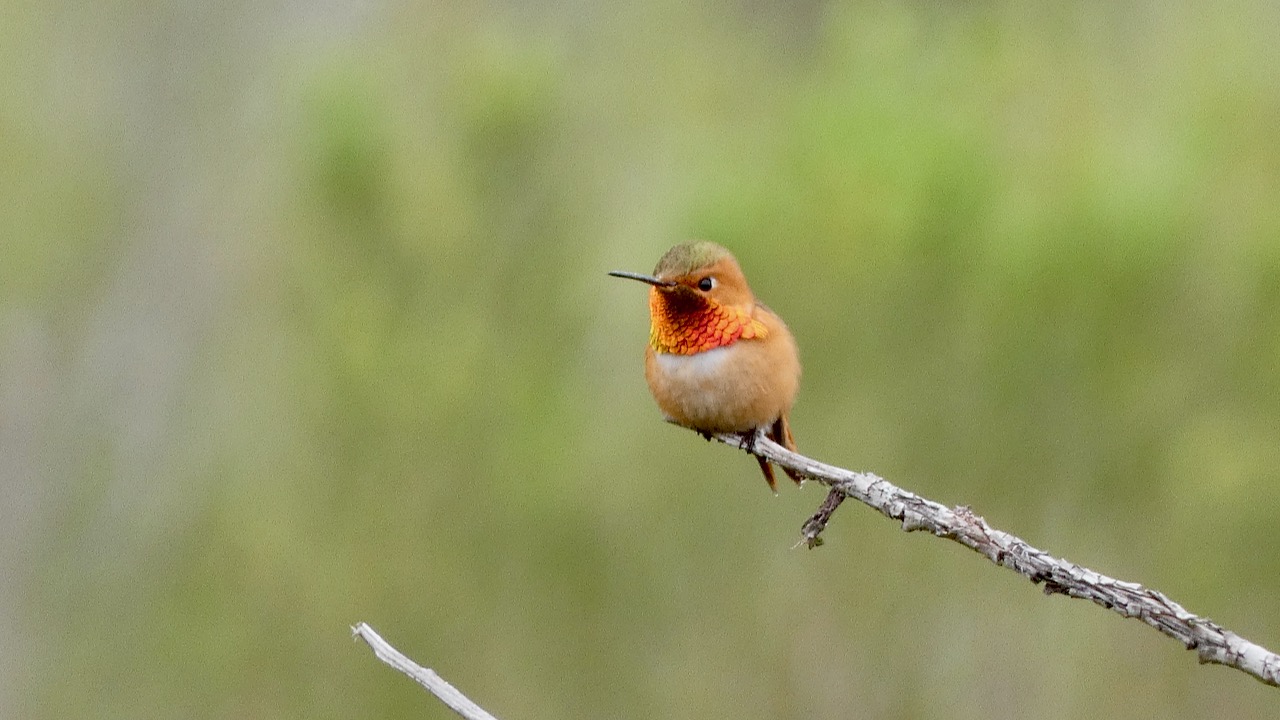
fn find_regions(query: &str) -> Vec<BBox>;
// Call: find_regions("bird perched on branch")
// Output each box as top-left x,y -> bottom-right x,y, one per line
609,241 -> 803,491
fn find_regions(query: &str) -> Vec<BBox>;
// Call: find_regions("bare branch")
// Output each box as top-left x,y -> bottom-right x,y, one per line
352,623 -> 501,720
716,431 -> 1280,687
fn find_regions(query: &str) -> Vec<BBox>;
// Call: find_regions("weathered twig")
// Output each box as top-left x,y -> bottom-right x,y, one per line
795,487 -> 845,549
716,431 -> 1280,687
352,623 -> 500,720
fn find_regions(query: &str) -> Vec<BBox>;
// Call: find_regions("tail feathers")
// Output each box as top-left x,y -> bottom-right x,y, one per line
755,455 -> 778,492
774,415 -> 803,484
753,415 -> 801,490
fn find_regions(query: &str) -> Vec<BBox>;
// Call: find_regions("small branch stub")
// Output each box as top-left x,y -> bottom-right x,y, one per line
797,488 -> 845,548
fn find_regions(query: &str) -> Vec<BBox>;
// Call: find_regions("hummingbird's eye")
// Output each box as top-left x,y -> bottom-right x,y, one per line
698,277 -> 715,291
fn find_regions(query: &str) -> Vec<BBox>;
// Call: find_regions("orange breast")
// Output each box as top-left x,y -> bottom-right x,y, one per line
648,290 -> 767,355
642,302 -> 800,433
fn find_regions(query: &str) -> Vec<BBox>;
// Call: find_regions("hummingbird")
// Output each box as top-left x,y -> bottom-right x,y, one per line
609,241 -> 803,491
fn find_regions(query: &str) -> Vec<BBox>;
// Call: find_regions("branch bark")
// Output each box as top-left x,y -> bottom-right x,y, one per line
352,623 -> 501,720
715,431 -> 1280,687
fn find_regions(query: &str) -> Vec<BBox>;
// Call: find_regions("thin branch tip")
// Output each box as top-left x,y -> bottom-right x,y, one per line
353,623 -> 502,720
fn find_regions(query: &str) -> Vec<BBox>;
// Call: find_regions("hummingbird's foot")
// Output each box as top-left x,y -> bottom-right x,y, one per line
698,430 -> 713,442
739,428 -> 763,454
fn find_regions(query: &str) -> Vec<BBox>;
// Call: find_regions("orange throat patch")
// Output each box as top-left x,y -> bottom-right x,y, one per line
648,289 -> 767,355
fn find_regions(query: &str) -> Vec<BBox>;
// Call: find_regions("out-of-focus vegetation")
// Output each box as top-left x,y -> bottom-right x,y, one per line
4,1 -> 1279,718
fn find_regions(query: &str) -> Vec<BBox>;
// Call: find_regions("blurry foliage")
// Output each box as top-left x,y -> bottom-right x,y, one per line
6,1 -> 1280,719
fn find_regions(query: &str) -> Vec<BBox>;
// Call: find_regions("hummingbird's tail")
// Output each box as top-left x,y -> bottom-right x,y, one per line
755,455 -> 779,492
755,415 -> 803,491
772,415 -> 804,485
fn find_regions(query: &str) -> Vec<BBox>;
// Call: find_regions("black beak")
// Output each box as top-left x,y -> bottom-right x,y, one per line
607,270 -> 677,287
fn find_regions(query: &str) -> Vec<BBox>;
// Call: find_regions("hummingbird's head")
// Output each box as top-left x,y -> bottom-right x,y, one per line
608,241 -> 754,307
609,241 -> 766,355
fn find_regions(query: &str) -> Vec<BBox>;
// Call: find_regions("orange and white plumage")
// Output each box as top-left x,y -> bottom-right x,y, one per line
612,241 -> 802,490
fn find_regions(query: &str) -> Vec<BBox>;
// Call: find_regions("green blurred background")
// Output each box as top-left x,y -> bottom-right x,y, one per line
4,1 -> 1279,718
